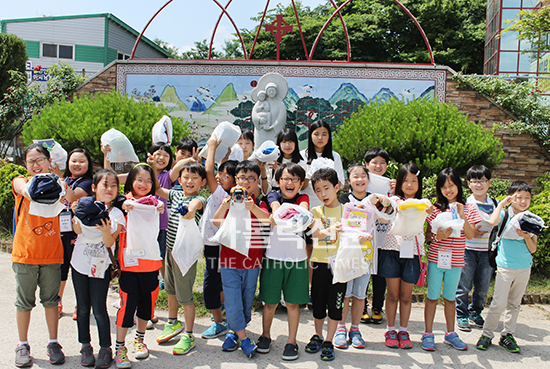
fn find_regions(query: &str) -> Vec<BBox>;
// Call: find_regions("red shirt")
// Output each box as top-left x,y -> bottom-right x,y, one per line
220,195 -> 269,269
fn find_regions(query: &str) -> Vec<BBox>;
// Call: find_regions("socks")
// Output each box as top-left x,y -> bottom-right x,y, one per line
184,330 -> 193,336
115,341 -> 125,350
82,343 -> 91,348
387,326 -> 396,332
18,341 -> 29,347
445,331 -> 456,336
168,318 -> 177,325
48,339 -> 58,344
399,326 -> 408,332
135,331 -> 145,342
337,324 -> 346,331
350,325 -> 359,331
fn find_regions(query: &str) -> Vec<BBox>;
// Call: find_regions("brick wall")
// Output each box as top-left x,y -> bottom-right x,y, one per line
75,65 -> 550,185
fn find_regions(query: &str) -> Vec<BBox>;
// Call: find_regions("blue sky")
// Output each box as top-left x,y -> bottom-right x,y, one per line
1,0 -> 323,52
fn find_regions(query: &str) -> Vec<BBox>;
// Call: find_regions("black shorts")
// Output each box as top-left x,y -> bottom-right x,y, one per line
60,231 -> 77,281
311,262 -> 347,321
116,271 -> 159,328
203,245 -> 223,310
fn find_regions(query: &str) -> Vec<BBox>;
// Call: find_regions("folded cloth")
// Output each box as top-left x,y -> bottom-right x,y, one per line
74,196 -> 110,227
135,195 -> 159,206
27,173 -> 63,205
278,208 -> 300,220
519,212 -> 546,236
176,203 -> 188,216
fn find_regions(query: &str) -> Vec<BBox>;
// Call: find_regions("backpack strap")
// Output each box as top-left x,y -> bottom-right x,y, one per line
496,209 -> 510,240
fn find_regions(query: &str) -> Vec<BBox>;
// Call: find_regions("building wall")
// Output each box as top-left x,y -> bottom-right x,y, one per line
76,61 -> 550,185
108,20 -> 166,59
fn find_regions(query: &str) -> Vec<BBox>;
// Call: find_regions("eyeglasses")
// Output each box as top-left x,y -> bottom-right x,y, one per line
25,157 -> 48,167
135,178 -> 153,186
279,177 -> 300,184
469,180 -> 488,185
237,176 -> 258,183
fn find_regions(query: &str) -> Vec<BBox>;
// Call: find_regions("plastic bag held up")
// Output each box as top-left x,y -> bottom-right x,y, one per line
248,140 -> 280,163
101,129 -> 140,163
199,121 -> 242,163
125,201 -> 162,260
333,232 -> 374,283
390,199 -> 432,236
152,115 -> 173,145
172,217 -> 203,277
432,212 -> 464,238
50,141 -> 68,170
273,203 -> 314,233
306,157 -> 335,179
209,202 -> 252,256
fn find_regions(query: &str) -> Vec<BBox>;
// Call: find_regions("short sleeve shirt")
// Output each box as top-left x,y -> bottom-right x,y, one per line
310,204 -> 342,263
166,191 -> 206,249
200,185 -> 230,246
157,171 -> 173,230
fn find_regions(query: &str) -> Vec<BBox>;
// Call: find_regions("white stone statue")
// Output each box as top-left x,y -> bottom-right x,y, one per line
251,73 -> 288,150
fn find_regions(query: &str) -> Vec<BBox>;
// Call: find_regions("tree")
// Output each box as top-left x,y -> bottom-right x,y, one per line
0,33 -> 27,96
503,4 -> 550,59
237,0 -> 486,73
153,38 -> 183,59
181,39 -> 221,59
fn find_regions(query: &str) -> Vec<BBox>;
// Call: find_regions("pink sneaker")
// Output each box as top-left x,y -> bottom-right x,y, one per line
398,331 -> 413,349
384,330 -> 399,348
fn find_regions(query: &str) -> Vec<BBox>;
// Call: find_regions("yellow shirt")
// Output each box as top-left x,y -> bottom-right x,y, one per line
310,204 -> 342,263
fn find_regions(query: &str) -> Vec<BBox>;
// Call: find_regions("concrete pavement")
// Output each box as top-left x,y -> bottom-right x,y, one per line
1,251 -> 549,368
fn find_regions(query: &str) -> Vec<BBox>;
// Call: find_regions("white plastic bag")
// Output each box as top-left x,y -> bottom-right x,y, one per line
332,231 -> 374,283
366,172 -> 391,195
432,212 -> 464,238
366,194 -> 397,221
101,128 -> 139,163
209,202 -> 251,255
502,210 -> 546,240
273,203 -> 313,233
152,115 -> 173,145
390,199 -> 432,236
32,139 -> 67,170
125,201 -> 162,260
305,157 -> 335,179
248,140 -> 280,163
172,218 -> 203,277
199,121 -> 242,163
227,144 -> 244,162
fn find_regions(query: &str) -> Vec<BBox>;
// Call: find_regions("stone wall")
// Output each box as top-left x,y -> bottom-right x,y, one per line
75,63 -> 550,185
445,71 -> 550,185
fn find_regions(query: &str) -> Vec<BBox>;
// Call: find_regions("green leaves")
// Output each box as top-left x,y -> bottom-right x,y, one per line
0,162 -> 28,231
333,98 -> 505,177
21,91 -> 190,164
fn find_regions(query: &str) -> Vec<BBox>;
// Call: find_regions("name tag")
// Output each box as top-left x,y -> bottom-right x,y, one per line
400,240 -> 414,259
59,211 -> 72,233
124,249 -> 139,267
438,250 -> 452,269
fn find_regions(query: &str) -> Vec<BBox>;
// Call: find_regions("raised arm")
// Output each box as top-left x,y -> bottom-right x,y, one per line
205,135 -> 221,193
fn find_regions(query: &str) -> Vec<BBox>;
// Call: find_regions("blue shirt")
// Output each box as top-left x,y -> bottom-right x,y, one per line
496,209 -> 533,269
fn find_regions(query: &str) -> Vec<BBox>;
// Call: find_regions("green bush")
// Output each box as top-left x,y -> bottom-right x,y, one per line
530,173 -> 550,275
22,91 -> 190,163
333,98 -> 505,177
0,162 -> 29,232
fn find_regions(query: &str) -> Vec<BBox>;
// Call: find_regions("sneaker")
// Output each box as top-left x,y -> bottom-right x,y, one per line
385,330 -> 399,348
305,334 -> 323,353
256,336 -> 272,354
444,332 -> 468,351
499,333 -> 520,353
371,308 -> 383,324
73,306 -> 78,320
282,343 -> 299,361
159,280 -> 165,290
95,347 -> 113,369
469,312 -> 485,328
156,320 -> 184,343
398,331 -> 413,349
222,331 -> 239,352
360,306 -> 371,324
80,345 -> 95,367
349,329 -> 365,349
173,334 -> 195,355
114,346 -> 131,368
421,333 -> 436,351
133,338 -> 149,359
201,322 -> 228,339
457,317 -> 471,332
46,342 -> 65,365
240,337 -> 257,358
146,315 -> 158,330
320,342 -> 335,361
334,328 -> 348,349
476,335 -> 492,351
15,344 -> 32,368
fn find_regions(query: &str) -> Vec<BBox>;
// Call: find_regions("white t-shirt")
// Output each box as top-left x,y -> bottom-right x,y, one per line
465,194 -> 498,251
71,207 -> 125,278
300,149 -> 345,209
199,185 -> 229,246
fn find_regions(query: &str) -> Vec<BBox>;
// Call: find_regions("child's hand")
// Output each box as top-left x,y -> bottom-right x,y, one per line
221,147 -> 231,163
474,224 -> 487,238
389,179 -> 396,195
182,209 -> 195,220
220,197 -> 231,211
50,163 -> 62,177
122,201 -> 134,212
426,204 -> 434,215
71,199 -> 80,213
157,202 -> 165,214
334,222 -> 343,234
206,134 -> 220,149
269,214 -> 277,226
455,202 -> 466,219
244,196 -> 256,211
359,233 -> 372,244
516,229 -> 531,239
501,195 -> 513,208
96,218 -> 112,234
101,144 -> 111,155
191,147 -> 201,162
436,226 -> 453,241
271,161 -> 278,171
257,160 -> 267,176
146,153 -> 157,168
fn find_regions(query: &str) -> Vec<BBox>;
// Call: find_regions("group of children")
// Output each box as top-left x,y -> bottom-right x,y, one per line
11,121 -> 539,368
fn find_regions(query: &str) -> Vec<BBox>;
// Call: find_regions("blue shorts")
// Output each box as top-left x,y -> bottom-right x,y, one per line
426,262 -> 462,301
378,249 -> 421,284
345,273 -> 370,299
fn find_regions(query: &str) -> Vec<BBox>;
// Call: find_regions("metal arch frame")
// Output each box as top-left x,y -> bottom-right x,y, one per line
131,0 -> 434,65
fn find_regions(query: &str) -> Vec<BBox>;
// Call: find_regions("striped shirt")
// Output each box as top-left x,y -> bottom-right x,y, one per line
426,203 -> 481,267
166,190 -> 206,250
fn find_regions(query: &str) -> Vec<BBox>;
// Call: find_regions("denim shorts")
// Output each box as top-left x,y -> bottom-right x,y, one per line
345,273 -> 370,299
378,249 -> 421,284
426,262 -> 462,301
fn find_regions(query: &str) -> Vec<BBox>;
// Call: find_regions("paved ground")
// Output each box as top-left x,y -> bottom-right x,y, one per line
1,251 -> 550,368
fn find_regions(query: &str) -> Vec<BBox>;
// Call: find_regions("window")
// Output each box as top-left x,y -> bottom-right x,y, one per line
41,43 -> 73,60
117,52 -> 130,60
